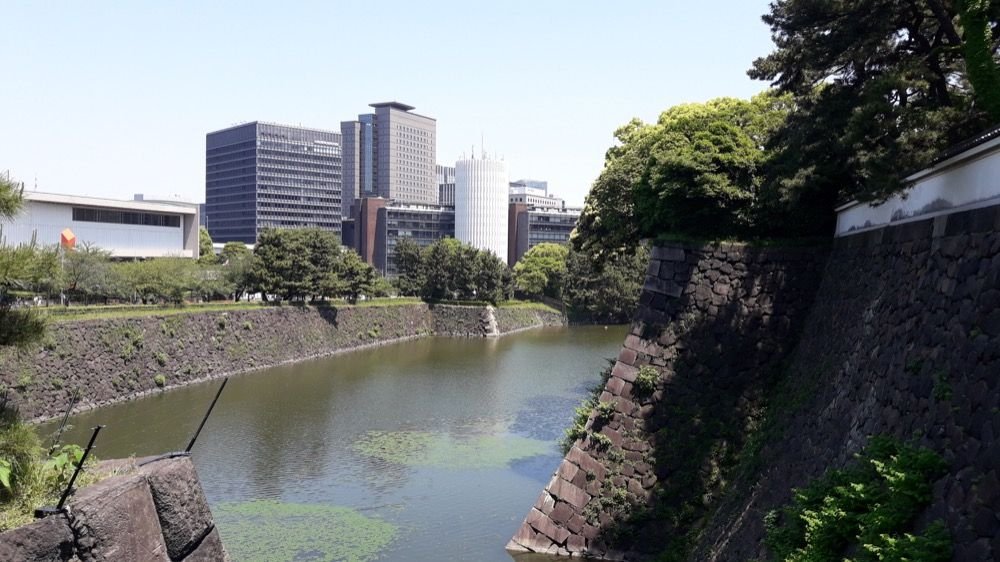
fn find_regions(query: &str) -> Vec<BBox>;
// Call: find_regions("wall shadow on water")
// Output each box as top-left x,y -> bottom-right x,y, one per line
577,244 -> 828,560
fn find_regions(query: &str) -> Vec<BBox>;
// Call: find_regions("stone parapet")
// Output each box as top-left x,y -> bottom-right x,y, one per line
0,456 -> 227,562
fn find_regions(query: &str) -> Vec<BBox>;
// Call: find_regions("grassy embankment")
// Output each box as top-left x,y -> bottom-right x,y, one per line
37,298 -> 559,323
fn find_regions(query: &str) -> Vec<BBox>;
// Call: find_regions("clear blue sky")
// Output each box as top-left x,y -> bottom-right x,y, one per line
2,1 -> 775,207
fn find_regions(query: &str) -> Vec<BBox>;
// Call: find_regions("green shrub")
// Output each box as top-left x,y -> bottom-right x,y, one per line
764,436 -> 950,562
561,359 -> 615,454
154,351 -> 168,367
242,321 -> 253,331
633,365 -> 659,398
0,394 -> 39,501
14,371 -> 32,390
594,400 -> 616,424
932,371 -> 952,401
153,374 -> 166,388
590,432 -> 613,452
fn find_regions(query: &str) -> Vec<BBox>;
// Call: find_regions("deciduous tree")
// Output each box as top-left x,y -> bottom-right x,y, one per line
513,243 -> 569,299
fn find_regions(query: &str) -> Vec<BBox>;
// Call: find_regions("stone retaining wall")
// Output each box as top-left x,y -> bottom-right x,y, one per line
494,306 -> 566,334
1,302 -> 564,422
507,243 -> 828,559
510,203 -> 1000,561
693,204 -> 1000,561
0,456 -> 226,561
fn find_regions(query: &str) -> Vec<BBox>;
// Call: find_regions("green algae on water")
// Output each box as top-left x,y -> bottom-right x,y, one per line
351,430 -> 550,469
214,500 -> 397,562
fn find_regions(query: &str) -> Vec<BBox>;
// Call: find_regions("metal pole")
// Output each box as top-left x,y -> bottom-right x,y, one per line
29,424 -> 106,519
185,378 -> 228,453
48,391 -> 81,453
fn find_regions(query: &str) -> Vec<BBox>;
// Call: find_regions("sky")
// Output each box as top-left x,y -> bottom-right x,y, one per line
1,1 -> 775,207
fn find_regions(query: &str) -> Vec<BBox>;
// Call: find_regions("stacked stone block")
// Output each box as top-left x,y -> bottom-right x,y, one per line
694,205 -> 1000,562
507,242 -> 827,559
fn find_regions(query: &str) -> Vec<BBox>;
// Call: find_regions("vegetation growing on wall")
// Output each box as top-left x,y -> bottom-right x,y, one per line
561,359 -> 614,454
764,437 -> 950,562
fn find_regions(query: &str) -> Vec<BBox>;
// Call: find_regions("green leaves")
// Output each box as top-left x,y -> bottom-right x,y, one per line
563,243 -> 648,323
575,92 -> 799,253
43,444 -> 84,485
197,227 -> 217,265
752,0 -> 994,204
513,243 -> 568,299
0,459 -> 12,493
765,436 -> 950,562
400,238 -> 510,304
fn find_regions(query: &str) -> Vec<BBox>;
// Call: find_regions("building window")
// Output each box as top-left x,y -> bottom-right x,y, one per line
72,207 -> 182,228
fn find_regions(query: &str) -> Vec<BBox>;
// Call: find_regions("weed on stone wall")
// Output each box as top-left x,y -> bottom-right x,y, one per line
561,359 -> 615,454
632,365 -> 659,398
763,436 -> 950,562
101,323 -> 145,362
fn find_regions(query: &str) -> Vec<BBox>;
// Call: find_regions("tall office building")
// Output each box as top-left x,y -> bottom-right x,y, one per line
341,102 -> 437,216
455,155 -> 509,259
205,122 -> 342,244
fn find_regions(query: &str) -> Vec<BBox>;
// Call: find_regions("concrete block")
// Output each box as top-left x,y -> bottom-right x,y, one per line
0,514 -> 75,562
141,457 -> 214,560
69,473 -> 170,562
180,526 -> 229,562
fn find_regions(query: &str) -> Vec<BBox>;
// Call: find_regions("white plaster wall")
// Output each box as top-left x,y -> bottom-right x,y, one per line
836,140 -> 1000,236
455,158 -> 509,259
1,201 -> 191,258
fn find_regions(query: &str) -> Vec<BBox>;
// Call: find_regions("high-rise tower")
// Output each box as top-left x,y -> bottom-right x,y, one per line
340,102 -> 436,217
205,122 -> 342,243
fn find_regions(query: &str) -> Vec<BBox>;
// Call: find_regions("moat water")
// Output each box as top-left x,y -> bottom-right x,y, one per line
43,325 -> 626,562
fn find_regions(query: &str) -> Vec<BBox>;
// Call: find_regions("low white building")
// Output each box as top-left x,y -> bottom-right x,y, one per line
1,191 -> 200,258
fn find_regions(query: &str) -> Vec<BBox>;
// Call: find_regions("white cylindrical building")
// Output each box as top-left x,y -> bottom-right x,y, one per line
455,155 -> 509,259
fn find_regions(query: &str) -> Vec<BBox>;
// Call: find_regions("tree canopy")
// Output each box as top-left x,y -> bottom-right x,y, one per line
198,227 -> 217,264
751,0 -> 999,204
0,176 -> 47,347
564,244 -> 649,324
574,92 -> 797,254
394,238 -> 510,305
513,243 -> 569,299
